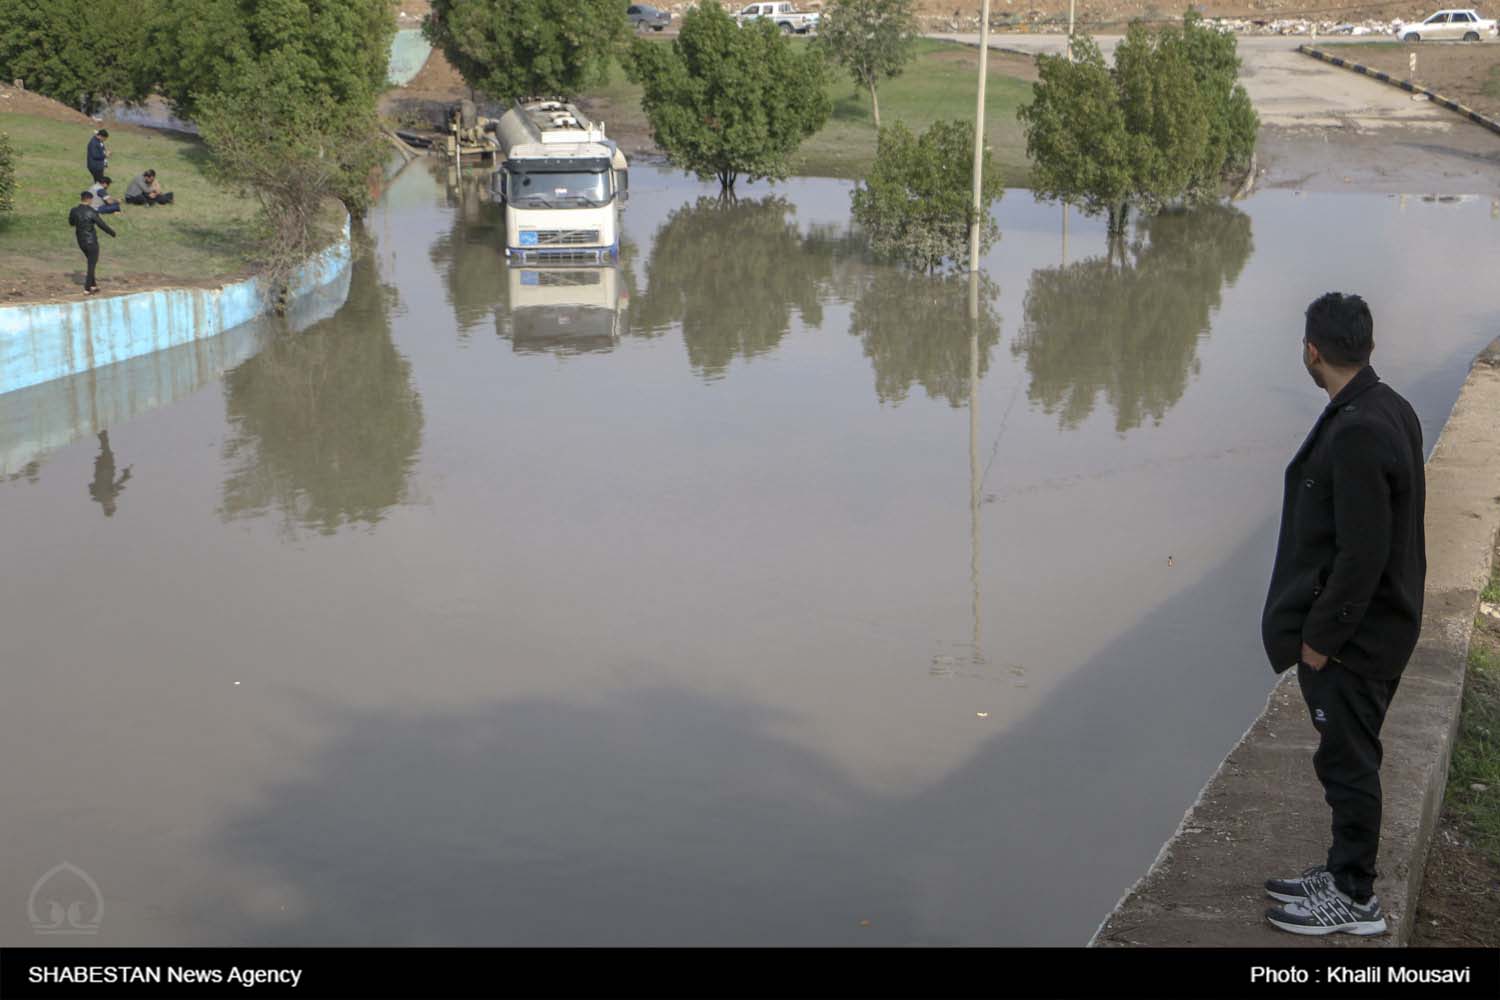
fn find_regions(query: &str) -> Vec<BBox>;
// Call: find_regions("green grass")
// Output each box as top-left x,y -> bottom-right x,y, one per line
581,38 -> 1034,184
0,115 -> 262,291
1453,641 -> 1500,858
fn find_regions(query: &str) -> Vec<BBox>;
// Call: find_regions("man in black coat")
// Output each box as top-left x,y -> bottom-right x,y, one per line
68,190 -> 117,294
86,129 -> 109,184
1260,292 -> 1426,937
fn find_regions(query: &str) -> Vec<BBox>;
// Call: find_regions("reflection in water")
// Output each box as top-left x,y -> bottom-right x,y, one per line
632,197 -> 833,378
1013,205 -> 1253,432
427,170 -> 508,339
87,431 -> 131,517
218,259 -> 425,536
509,267 -> 630,356
848,269 -> 1002,409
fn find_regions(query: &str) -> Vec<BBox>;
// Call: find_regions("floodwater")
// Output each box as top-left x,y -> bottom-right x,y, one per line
2,164 -> 1497,946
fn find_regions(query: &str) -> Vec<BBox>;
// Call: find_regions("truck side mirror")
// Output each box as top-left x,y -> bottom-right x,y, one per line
615,169 -> 629,204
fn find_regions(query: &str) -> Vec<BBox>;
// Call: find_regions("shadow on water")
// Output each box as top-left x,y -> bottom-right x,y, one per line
630,196 -> 833,378
189,515 -> 1280,946
1013,205 -> 1254,434
217,256 -> 425,537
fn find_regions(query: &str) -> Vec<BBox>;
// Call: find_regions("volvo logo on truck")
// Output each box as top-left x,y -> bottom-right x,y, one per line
492,100 -> 629,266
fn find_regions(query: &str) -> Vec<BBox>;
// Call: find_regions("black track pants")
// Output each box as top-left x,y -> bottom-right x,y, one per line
1297,661 -> 1402,902
79,240 -> 99,289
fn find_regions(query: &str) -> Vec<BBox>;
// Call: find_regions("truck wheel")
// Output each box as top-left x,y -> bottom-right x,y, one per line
779,21 -> 793,33
1404,33 -> 1419,41
1463,31 -> 1480,41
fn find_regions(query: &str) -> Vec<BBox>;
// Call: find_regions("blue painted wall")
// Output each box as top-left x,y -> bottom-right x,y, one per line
0,217 -> 352,399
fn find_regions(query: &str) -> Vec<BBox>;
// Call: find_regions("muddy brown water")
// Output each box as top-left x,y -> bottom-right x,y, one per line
2,165 -> 1497,946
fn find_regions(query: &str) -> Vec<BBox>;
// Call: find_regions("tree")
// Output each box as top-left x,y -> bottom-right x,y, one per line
0,0 -> 149,112
1019,17 -> 1259,237
627,3 -> 831,193
1179,12 -> 1258,196
817,0 -> 919,128
1017,36 -> 1135,236
1113,21 -> 1210,217
196,56 -> 387,297
850,120 -> 1003,273
144,0 -> 394,120
0,131 -> 14,216
423,0 -> 624,101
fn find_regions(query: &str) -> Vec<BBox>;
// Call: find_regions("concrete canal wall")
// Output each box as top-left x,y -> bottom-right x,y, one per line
0,265 -> 352,477
1093,339 -> 1500,947
0,217 -> 352,400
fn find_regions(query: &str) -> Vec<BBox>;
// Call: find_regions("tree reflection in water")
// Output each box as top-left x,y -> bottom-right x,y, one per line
427,171 -> 508,341
1013,204 -> 1253,433
631,196 -> 833,379
847,268 -> 1002,409
218,258 -> 425,537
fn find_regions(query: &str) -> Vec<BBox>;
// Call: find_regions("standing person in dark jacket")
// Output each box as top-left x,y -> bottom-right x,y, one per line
86,129 -> 109,184
1260,292 -> 1426,937
68,190 -> 117,294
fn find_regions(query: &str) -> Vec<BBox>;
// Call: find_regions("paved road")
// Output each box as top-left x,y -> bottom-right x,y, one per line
931,33 -> 1457,131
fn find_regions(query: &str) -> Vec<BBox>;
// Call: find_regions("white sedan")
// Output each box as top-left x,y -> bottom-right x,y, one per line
1398,9 -> 1498,40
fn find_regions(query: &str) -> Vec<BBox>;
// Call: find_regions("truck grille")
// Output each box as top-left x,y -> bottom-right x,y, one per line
531,229 -> 601,246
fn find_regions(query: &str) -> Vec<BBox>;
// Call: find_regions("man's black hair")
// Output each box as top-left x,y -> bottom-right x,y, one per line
96,128 -> 109,138
100,176 -> 111,185
1305,292 -> 1373,369
144,169 -> 155,177
80,190 -> 93,200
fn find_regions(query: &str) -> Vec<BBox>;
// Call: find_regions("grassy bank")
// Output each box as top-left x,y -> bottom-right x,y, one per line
0,109 -> 261,302
1412,550 -> 1500,946
1455,573 -> 1500,855
577,39 -> 1035,184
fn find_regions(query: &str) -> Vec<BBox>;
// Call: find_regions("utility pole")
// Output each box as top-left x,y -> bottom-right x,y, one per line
1067,0 -> 1076,61
968,0 -> 993,273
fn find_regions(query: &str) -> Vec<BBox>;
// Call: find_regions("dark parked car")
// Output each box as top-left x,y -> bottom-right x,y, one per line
627,4 -> 671,31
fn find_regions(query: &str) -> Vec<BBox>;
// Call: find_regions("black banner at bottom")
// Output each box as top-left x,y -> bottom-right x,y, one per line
1,947 -> 1496,999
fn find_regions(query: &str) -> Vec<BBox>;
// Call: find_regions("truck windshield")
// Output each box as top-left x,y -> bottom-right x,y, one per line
510,169 -> 612,207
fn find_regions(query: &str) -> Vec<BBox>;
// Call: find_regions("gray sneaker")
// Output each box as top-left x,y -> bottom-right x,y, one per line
1266,885 -> 1387,936
1264,864 -> 1331,903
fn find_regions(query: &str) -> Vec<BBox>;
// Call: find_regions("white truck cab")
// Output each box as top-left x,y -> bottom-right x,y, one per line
492,101 -> 629,265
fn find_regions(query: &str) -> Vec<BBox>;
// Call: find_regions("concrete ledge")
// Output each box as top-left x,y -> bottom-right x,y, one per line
1092,343 -> 1500,947
0,216 -> 352,398
0,263 -> 352,477
1298,45 -> 1500,136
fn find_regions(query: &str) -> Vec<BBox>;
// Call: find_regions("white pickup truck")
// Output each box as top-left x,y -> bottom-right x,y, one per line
1397,9 -> 1499,40
735,2 -> 821,33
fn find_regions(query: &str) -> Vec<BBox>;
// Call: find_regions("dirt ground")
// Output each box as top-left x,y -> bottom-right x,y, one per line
0,85 -> 94,124
1410,561 -> 1500,948
1329,41 -> 1500,121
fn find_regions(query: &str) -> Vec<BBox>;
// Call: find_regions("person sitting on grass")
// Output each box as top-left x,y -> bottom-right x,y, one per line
124,169 -> 173,207
68,190 -> 117,295
88,177 -> 124,215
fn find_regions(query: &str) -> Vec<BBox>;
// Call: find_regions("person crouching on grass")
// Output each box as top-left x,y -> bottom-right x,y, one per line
68,190 -> 117,295
88,176 -> 124,215
125,169 -> 173,206
1260,292 -> 1426,936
